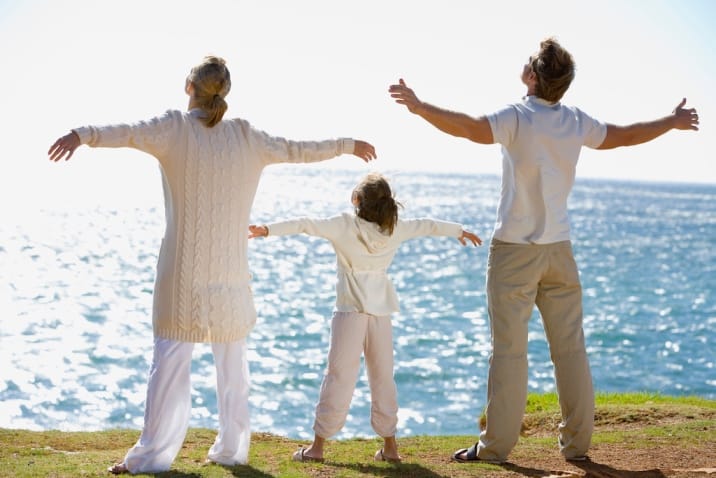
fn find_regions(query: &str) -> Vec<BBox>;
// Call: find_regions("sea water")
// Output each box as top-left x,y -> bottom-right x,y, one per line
1,167 -> 714,439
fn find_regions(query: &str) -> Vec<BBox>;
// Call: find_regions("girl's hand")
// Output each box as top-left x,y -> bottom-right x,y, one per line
458,229 -> 482,246
248,225 -> 268,239
48,131 -> 81,162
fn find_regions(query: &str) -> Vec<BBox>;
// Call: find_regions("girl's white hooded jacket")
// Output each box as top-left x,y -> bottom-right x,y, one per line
266,213 -> 463,316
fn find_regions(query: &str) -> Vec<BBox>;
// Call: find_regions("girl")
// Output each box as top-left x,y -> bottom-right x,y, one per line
249,173 -> 480,463
48,55 -> 376,475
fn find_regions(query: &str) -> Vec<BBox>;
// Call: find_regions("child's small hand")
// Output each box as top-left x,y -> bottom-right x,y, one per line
458,230 -> 482,246
248,225 -> 268,239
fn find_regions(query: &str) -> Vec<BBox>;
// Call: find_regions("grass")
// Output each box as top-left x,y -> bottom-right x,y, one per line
1,392 -> 714,477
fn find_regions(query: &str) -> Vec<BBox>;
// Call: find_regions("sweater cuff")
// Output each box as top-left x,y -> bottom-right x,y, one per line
339,138 -> 355,155
72,127 -> 94,146
448,222 -> 464,238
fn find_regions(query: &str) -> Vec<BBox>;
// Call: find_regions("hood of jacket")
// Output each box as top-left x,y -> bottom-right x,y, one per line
354,216 -> 392,253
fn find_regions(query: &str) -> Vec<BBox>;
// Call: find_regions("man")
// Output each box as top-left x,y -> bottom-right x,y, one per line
389,37 -> 698,463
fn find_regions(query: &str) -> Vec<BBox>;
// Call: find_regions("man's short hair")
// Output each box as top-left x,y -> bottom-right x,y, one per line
532,38 -> 575,102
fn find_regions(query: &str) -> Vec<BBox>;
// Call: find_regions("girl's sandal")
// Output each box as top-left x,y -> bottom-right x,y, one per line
292,447 -> 324,463
374,448 -> 402,464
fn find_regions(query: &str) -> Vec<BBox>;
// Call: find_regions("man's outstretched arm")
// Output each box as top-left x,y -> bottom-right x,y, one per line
389,79 -> 494,144
597,98 -> 699,150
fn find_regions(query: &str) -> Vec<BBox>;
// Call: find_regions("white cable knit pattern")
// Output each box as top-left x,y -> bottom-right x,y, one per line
191,121 -> 209,332
177,123 -> 198,335
75,110 -> 352,343
208,124 -> 230,337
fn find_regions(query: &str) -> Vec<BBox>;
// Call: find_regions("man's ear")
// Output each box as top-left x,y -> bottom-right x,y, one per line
527,70 -> 538,87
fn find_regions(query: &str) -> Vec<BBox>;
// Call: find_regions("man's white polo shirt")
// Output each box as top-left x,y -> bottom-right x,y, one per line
487,96 -> 607,244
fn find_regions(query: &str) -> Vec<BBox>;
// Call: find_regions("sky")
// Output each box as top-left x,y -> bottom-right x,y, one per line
0,0 -> 714,211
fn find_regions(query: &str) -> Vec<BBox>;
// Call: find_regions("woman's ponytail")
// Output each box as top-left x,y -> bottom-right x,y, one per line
187,56 -> 231,127
204,93 -> 228,128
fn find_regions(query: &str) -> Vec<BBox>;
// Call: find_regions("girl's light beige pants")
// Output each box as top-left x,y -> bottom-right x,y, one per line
313,311 -> 398,439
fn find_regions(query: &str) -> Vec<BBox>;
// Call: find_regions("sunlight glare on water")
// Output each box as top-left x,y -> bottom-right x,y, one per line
1,166 -> 714,438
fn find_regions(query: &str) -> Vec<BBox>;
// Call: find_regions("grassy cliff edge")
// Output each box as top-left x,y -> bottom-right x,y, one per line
2,393 -> 714,477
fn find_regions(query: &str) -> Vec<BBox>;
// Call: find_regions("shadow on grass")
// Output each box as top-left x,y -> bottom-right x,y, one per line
143,465 -> 274,477
498,458 -> 667,478
227,465 -> 276,478
331,461 -> 451,477
571,458 -> 666,477
144,473 -> 203,478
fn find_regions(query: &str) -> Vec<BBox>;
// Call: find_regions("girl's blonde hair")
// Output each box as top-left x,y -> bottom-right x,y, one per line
187,56 -> 231,127
353,173 -> 402,235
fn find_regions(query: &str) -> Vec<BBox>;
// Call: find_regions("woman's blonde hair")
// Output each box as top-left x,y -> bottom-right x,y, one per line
353,173 -> 402,235
187,56 -> 231,127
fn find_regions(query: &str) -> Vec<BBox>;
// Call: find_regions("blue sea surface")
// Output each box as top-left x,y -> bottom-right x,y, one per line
1,167 -> 714,439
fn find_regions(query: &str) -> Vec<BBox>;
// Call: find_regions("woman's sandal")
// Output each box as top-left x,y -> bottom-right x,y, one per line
107,462 -> 129,474
374,448 -> 402,464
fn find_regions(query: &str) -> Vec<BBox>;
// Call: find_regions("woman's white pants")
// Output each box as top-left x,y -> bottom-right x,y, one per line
123,337 -> 250,474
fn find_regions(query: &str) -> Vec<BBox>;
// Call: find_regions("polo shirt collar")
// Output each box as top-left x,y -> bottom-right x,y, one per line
524,95 -> 559,107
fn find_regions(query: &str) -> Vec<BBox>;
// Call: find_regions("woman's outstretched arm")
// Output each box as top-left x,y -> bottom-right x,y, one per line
48,131 -> 81,162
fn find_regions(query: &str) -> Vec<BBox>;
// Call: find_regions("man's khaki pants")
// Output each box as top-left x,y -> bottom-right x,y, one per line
313,311 -> 398,439
476,239 -> 594,461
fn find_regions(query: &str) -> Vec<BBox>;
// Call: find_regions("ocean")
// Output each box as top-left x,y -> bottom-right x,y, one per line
1,167 -> 714,440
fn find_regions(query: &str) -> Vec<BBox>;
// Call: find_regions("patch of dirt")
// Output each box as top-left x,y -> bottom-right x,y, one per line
505,442 -> 716,478
467,406 -> 716,477
519,404 -> 716,435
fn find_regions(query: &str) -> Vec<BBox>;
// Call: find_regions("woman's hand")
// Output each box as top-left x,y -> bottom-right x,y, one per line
458,229 -> 482,246
248,225 -> 268,239
48,131 -> 81,162
353,140 -> 377,163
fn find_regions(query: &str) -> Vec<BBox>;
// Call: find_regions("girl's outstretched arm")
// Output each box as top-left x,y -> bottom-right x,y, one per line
458,229 -> 482,246
248,225 -> 268,238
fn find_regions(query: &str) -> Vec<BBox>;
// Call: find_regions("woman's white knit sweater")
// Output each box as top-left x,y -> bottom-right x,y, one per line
73,109 -> 355,343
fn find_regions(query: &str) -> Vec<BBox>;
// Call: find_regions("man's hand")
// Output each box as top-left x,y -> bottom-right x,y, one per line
672,98 -> 699,131
353,140 -> 377,162
48,131 -> 81,162
389,79 -> 423,114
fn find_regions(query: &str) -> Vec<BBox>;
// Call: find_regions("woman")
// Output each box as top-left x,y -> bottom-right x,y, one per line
48,55 -> 376,474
